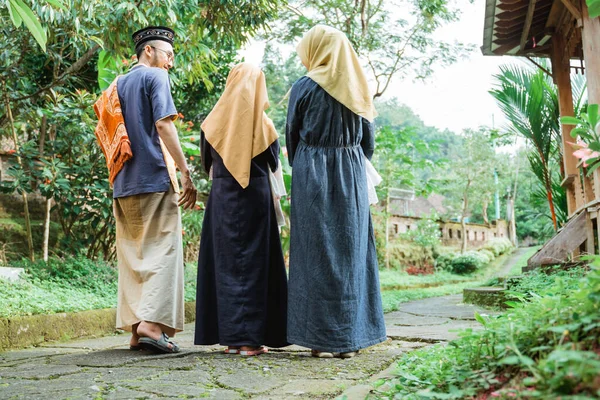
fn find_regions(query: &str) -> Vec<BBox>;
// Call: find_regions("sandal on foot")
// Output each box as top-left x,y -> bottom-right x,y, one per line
239,346 -> 268,356
129,344 -> 142,351
311,350 -> 334,358
225,347 -> 240,354
138,332 -> 180,354
338,351 -> 358,359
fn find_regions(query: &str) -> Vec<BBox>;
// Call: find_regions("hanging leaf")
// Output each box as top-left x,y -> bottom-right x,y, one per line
97,50 -> 117,91
7,0 -> 23,27
560,116 -> 583,126
9,0 -> 47,52
45,0 -> 67,10
588,104 -> 599,128
588,0 -> 600,18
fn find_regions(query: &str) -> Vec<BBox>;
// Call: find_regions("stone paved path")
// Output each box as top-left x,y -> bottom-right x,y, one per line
0,295 -> 496,400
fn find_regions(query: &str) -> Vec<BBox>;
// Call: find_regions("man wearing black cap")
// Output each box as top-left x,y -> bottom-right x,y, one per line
112,26 -> 197,353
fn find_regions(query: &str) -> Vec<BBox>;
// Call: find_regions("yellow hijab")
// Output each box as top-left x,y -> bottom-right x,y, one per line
201,63 -> 279,188
297,25 -> 376,122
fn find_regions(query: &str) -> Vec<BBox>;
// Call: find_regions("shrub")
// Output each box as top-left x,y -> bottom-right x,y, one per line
405,264 -> 435,275
376,261 -> 600,399
11,256 -> 117,293
478,249 -> 495,261
181,206 -> 205,263
434,252 -> 457,272
450,252 -> 485,274
483,238 -> 513,257
389,241 -> 434,270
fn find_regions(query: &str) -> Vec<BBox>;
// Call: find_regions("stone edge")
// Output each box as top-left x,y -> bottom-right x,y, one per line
0,302 -> 196,351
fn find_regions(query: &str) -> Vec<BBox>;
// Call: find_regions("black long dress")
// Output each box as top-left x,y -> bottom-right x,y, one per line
194,131 -> 288,348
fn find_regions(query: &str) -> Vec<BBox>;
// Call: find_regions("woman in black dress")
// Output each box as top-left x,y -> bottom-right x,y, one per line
194,63 -> 288,356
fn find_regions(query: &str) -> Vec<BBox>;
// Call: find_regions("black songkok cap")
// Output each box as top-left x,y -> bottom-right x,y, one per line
132,26 -> 175,51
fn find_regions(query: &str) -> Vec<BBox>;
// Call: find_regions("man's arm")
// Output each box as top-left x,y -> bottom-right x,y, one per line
156,117 -> 197,209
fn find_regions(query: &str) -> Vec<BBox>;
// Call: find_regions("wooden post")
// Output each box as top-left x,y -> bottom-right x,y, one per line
551,32 -> 581,215
586,213 -> 595,254
581,0 -> 600,199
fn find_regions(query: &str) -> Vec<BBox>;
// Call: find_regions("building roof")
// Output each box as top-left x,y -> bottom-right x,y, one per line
482,0 -> 582,58
389,193 -> 448,217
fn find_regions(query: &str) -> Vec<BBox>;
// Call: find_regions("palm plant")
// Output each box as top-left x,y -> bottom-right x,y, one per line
490,61 -> 586,231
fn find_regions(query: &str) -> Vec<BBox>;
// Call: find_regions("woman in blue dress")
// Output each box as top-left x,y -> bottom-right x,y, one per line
286,25 -> 386,358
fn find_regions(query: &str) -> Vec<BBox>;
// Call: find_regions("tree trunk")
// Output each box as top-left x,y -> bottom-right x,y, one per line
482,196 -> 489,225
42,198 -> 51,261
385,190 -> 390,270
39,117 -> 52,262
510,162 -> 520,246
544,167 -> 558,231
461,180 -> 471,254
3,83 -> 34,261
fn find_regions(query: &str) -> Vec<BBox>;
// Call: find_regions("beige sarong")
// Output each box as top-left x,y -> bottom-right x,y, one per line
114,186 -> 184,332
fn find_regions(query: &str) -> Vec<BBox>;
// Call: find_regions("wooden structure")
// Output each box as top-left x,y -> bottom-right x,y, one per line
482,0 -> 600,267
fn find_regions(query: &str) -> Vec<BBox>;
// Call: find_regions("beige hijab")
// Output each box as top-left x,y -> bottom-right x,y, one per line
201,63 -> 279,188
297,25 -> 376,122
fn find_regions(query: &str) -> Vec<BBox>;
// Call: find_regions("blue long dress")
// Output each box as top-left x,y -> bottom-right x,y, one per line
194,131 -> 288,348
285,76 -> 387,353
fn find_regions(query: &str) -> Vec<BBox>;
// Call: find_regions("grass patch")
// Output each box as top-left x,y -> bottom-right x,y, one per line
375,262 -> 600,399
380,251 -> 514,313
508,245 -> 542,276
0,257 -> 198,318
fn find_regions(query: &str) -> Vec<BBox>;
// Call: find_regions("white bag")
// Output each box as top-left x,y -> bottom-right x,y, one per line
269,162 -> 287,228
365,157 -> 382,205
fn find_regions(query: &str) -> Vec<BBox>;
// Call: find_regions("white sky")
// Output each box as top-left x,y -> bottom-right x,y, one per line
240,0 -> 520,134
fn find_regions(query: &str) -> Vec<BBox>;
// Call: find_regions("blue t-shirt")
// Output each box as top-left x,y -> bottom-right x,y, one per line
113,65 -> 177,198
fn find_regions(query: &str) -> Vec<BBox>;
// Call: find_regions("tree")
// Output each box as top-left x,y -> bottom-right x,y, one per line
2,0 -> 66,51
261,43 -> 305,136
490,62 -> 586,231
0,1 -> 285,260
269,0 -> 473,99
371,126 -> 438,268
443,128 -> 497,253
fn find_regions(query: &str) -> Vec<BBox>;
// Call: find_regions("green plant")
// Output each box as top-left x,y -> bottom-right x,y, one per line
562,104 -> 600,175
449,252 -> 485,274
376,260 -> 600,399
482,238 -> 513,257
434,252 -> 457,272
181,205 -> 205,263
491,63 -> 586,231
478,249 -> 495,262
11,256 -> 117,292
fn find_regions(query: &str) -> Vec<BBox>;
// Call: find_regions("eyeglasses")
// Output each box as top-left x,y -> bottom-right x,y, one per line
150,46 -> 174,61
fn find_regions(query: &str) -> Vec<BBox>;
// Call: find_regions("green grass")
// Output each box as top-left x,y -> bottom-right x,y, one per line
375,263 -> 600,399
380,251 -> 514,313
508,245 -> 542,276
379,270 -> 474,290
0,258 -> 198,318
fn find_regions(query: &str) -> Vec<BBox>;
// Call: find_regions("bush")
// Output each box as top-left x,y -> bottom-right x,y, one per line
405,264 -> 434,275
11,256 -> 117,293
483,238 -> 513,257
1,257 -> 199,317
181,206 -> 204,263
389,241 -> 434,270
478,248 -> 495,262
376,262 -> 600,399
450,252 -> 486,274
434,252 -> 457,271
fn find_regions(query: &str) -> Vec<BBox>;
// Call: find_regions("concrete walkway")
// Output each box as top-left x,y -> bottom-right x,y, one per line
0,294 -> 496,400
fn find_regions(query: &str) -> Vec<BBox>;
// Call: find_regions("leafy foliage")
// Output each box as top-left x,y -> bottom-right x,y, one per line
268,0 -> 473,98
490,62 -> 586,230
0,1 -> 284,260
376,263 -> 600,399
0,257 -> 199,317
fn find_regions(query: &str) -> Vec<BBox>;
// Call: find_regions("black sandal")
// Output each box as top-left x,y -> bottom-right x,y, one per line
138,332 -> 180,353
